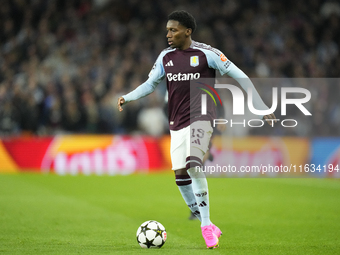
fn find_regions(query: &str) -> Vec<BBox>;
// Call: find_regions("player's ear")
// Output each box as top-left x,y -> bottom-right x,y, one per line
186,28 -> 192,37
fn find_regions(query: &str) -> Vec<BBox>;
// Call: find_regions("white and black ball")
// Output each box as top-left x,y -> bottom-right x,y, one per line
136,220 -> 167,248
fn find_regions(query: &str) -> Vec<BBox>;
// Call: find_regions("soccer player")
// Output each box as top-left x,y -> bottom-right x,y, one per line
117,10 -> 276,248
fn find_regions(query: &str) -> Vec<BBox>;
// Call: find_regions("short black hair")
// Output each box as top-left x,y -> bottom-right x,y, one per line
168,10 -> 196,33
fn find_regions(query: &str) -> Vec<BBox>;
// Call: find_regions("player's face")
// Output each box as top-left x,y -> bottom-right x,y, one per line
166,20 -> 192,50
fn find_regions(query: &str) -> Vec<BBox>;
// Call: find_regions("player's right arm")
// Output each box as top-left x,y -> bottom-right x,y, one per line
117,53 -> 166,111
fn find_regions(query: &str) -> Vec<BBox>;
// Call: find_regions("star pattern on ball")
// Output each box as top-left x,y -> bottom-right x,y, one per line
143,237 -> 156,248
154,224 -> 163,238
140,225 -> 150,235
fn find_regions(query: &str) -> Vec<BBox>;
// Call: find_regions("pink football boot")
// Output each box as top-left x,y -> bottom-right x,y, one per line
201,225 -> 219,249
211,223 -> 222,238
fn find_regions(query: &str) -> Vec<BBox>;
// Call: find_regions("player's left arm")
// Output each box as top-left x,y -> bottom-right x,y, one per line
225,64 -> 277,124
204,48 -> 276,124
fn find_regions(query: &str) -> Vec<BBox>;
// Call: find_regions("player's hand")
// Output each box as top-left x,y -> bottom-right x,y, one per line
263,113 -> 277,126
216,123 -> 226,132
117,97 -> 125,112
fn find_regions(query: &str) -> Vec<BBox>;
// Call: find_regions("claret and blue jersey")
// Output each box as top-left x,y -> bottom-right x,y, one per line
122,40 -> 269,130
147,41 -> 232,130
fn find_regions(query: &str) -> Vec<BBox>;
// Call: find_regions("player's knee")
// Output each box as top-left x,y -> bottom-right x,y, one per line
174,168 -> 187,177
174,168 -> 192,186
186,156 -> 205,178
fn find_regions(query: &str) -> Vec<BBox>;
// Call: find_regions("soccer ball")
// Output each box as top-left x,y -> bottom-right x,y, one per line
136,220 -> 167,248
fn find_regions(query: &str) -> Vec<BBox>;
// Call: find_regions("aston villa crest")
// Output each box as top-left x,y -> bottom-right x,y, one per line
190,56 -> 199,67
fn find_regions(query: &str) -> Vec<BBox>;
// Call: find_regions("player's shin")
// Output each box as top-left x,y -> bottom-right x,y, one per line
186,156 -> 211,227
175,174 -> 202,221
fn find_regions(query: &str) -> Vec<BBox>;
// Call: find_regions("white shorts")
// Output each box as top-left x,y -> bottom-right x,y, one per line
170,121 -> 213,170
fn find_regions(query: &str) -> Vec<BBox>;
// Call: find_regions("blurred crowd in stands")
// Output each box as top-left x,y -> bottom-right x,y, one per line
0,0 -> 339,137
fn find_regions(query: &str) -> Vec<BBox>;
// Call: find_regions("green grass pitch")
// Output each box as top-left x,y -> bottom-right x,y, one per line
0,172 -> 339,254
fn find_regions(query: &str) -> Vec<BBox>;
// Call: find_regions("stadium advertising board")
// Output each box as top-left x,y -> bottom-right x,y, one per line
0,135 -> 168,174
310,138 -> 340,178
0,140 -> 18,173
0,136 -> 339,177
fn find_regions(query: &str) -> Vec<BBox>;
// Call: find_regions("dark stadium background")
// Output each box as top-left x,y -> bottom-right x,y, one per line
0,0 -> 339,137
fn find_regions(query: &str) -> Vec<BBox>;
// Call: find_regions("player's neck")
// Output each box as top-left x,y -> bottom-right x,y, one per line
178,38 -> 192,50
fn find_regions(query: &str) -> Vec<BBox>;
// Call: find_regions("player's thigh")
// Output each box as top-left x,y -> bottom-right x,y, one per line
170,128 -> 189,170
170,121 -> 213,170
187,120 -> 213,158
